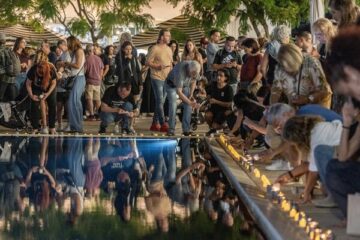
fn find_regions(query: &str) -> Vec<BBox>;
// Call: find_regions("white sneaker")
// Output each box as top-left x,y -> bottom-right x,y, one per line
40,127 -> 49,134
113,123 -> 120,134
265,159 -> 292,171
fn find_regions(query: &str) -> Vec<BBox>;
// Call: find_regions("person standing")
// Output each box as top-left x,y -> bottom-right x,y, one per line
64,36 -> 86,133
146,29 -> 173,132
0,33 -> 21,102
13,37 -> 31,91
213,36 -> 242,95
198,37 -> 208,75
206,30 -> 221,83
84,44 -> 104,121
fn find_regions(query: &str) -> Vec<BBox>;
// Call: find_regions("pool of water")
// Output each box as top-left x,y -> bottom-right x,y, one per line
0,137 -> 256,240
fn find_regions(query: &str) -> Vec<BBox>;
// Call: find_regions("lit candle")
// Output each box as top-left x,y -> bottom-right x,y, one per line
314,228 -> 322,240
253,154 -> 260,161
253,168 -> 261,178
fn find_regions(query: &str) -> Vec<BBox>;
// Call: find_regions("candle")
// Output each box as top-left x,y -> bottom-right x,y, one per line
253,168 -> 261,178
299,217 -> 307,228
314,228 -> 322,240
253,154 -> 260,161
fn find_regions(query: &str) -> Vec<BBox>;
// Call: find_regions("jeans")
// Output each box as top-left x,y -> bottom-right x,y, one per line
29,88 -> 57,129
67,75 -> 86,132
100,102 -> 133,129
151,78 -> 166,125
166,85 -> 192,133
166,85 -> 177,133
15,72 -> 27,91
326,159 -> 360,217
314,145 -> 335,187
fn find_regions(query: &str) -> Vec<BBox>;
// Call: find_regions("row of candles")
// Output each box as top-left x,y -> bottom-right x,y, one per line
9,132 -> 202,137
218,135 -> 334,240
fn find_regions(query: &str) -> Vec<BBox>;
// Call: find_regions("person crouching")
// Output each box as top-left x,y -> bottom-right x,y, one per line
26,50 -> 57,134
99,82 -> 137,134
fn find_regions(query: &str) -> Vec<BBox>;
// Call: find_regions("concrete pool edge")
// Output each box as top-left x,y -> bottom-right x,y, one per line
206,137 -> 309,240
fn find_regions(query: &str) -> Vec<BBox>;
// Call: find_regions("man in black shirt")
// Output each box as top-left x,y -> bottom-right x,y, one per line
205,69 -> 234,135
99,82 -> 137,134
213,36 -> 242,95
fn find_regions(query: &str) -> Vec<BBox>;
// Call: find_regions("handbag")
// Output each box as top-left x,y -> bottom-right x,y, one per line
61,55 -> 84,91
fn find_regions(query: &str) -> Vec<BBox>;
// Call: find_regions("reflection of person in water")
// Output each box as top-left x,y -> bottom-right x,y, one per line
84,137 -> 103,200
0,147 -> 24,217
25,137 -> 60,211
100,139 -> 143,222
144,147 -> 171,233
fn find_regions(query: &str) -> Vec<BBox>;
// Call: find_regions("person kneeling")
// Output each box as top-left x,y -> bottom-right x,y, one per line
99,82 -> 138,134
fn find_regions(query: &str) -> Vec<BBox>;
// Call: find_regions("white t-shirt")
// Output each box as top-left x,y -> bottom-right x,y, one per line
308,120 -> 343,172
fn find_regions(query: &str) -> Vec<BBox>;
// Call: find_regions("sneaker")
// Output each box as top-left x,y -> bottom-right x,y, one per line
183,132 -> 193,136
160,123 -> 169,133
99,126 -> 106,134
113,124 -> 120,134
313,195 -> 337,208
122,128 -> 136,135
63,125 -> 71,132
265,159 -> 292,171
167,131 -> 175,136
206,128 -> 217,136
150,123 -> 161,131
40,127 -> 49,134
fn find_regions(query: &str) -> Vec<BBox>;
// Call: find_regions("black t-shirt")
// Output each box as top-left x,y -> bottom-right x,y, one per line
27,64 -> 57,89
208,82 -> 233,112
102,86 -> 137,110
213,49 -> 242,84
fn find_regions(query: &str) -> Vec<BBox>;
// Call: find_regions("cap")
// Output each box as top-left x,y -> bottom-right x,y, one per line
0,33 -> 6,42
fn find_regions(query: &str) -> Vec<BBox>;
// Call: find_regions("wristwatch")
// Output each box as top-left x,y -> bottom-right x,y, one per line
308,95 -> 315,103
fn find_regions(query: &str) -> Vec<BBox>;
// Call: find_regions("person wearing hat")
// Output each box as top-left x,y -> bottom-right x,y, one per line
205,68 -> 234,135
198,37 -> 209,74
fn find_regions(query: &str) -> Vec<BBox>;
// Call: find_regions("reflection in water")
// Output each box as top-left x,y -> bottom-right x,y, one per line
0,137 -> 255,239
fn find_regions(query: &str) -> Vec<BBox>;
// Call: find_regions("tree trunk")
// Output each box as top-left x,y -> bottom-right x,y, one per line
249,16 -> 261,38
258,16 -> 270,38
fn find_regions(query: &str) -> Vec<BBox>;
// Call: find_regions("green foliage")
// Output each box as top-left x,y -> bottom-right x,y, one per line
69,19 -> 91,38
168,0 -> 309,37
170,28 -> 189,43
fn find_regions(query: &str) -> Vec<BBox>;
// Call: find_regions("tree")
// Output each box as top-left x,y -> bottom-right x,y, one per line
37,0 -> 154,43
168,0 -> 309,38
0,0 -> 154,43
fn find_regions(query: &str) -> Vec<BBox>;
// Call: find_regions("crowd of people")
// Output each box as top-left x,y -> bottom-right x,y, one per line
0,0 -> 359,229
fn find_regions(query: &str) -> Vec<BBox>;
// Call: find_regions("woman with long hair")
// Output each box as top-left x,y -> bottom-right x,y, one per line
312,18 -> 337,62
168,40 -> 180,66
64,36 -> 86,133
329,0 -> 360,28
101,45 -> 116,96
181,39 -> 203,72
13,37 -> 31,91
280,115 -> 342,203
26,50 -> 57,134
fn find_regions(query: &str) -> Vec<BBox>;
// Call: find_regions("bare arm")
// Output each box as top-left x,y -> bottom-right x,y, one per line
338,101 -> 360,161
259,52 -> 269,77
68,49 -> 84,69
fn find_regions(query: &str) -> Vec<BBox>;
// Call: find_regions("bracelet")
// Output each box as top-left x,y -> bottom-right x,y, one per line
343,125 -> 351,129
288,171 -> 294,179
